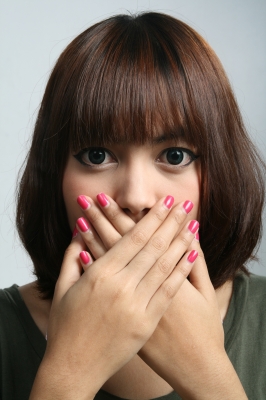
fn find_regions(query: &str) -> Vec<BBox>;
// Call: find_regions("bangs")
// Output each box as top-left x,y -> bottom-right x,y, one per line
66,14 -> 202,152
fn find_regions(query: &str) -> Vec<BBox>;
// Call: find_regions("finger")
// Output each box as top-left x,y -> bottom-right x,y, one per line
188,236 -> 215,299
53,232 -> 86,305
125,201 -> 196,281
96,193 -> 135,235
147,249 -> 197,317
134,219 -> 199,297
79,250 -> 93,271
77,194 -> 134,248
76,217 -> 107,259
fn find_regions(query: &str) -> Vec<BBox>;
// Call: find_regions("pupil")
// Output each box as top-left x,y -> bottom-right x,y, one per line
166,149 -> 184,165
88,149 -> 105,164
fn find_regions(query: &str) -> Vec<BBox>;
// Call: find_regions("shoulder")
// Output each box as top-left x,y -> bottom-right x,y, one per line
0,285 -> 19,315
240,272 -> 266,305
226,273 -> 266,397
247,272 -> 266,291
228,272 -> 266,334
224,272 -> 266,344
0,285 -> 23,344
234,272 -> 266,298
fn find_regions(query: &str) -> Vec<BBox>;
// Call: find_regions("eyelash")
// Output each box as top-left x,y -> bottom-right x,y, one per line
73,147 -> 199,169
157,147 -> 199,169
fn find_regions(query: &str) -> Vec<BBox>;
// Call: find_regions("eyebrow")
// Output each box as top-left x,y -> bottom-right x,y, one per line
151,133 -> 183,144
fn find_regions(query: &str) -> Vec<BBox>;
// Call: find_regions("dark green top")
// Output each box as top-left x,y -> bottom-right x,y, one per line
1,273 -> 266,399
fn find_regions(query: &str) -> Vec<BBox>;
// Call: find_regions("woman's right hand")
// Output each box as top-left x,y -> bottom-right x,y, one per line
30,196 -> 198,400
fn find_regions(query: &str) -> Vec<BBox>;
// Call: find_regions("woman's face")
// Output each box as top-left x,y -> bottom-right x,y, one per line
63,138 -> 201,229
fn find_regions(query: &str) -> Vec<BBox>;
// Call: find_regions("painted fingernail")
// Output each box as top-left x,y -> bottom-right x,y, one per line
77,195 -> 90,210
164,195 -> 174,209
77,217 -> 90,232
188,220 -> 199,234
187,250 -> 198,263
80,251 -> 91,264
195,231 -> 200,241
97,193 -> 109,207
72,227 -> 79,238
183,200 -> 194,214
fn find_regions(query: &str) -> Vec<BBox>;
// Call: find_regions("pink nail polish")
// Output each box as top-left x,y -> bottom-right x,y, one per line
77,195 -> 90,210
187,250 -> 198,263
183,200 -> 194,214
195,232 -> 200,241
77,217 -> 90,232
188,220 -> 199,234
80,251 -> 90,264
97,193 -> 109,207
164,195 -> 174,209
72,227 -> 78,238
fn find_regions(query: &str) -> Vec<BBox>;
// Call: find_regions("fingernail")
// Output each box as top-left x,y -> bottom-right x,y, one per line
188,220 -> 199,234
187,250 -> 198,263
77,195 -> 90,210
195,231 -> 200,241
77,217 -> 90,232
97,193 -> 109,207
164,195 -> 174,209
80,251 -> 91,264
72,227 -> 79,238
183,200 -> 194,214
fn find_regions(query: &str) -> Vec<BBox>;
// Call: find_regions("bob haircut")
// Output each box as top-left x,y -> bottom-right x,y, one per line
16,12 -> 265,299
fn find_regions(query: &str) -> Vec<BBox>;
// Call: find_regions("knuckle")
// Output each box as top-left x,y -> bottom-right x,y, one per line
197,250 -> 205,260
107,208 -> 120,221
111,285 -> 127,301
157,258 -> 172,274
110,278 -> 133,302
106,235 -> 120,249
173,209 -> 184,225
63,245 -> 75,260
82,231 -> 94,245
178,262 -> 190,277
154,210 -> 165,222
180,235 -> 191,247
130,230 -> 147,246
162,283 -> 175,299
89,270 -> 108,289
88,209 -> 100,223
150,236 -> 167,252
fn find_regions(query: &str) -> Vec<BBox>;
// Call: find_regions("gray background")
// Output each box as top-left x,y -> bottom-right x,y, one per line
0,0 -> 265,288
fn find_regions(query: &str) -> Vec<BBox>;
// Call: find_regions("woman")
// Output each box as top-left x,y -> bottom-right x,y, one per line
0,12 -> 265,399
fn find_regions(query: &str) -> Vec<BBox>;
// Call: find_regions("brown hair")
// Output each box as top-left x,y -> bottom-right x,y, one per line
16,12 -> 265,298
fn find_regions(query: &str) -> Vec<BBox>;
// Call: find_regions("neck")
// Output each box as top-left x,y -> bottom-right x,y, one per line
215,279 -> 233,321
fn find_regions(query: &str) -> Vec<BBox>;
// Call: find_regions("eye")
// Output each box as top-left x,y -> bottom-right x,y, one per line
74,147 -> 116,166
157,147 -> 198,167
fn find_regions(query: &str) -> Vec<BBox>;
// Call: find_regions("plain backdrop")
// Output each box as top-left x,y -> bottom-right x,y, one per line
0,0 -> 265,288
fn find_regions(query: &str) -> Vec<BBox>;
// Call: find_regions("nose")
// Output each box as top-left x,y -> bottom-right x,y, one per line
114,165 -> 158,222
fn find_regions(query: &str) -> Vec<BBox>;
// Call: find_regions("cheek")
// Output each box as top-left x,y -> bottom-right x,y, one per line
170,172 -> 200,221
62,169 -> 83,230
62,165 -> 112,229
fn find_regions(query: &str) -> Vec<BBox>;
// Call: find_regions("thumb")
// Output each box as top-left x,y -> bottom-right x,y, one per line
53,230 -> 86,305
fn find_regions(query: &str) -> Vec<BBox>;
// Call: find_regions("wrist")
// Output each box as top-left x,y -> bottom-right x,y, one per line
175,351 -> 247,400
29,357 -> 99,400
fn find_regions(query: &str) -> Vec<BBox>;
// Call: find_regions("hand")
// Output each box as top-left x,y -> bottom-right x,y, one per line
75,193 -> 193,263
138,241 -> 247,399
75,195 -> 247,399
30,196 -> 199,400
75,193 -> 136,260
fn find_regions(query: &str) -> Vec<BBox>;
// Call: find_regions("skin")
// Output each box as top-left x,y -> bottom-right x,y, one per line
63,140 -> 200,398
63,140 -> 201,228
20,140 -> 247,399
